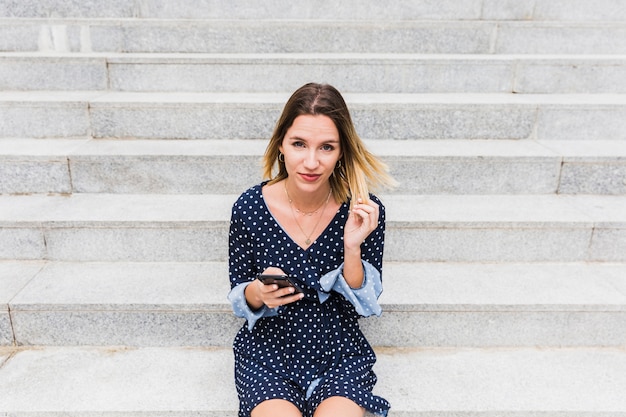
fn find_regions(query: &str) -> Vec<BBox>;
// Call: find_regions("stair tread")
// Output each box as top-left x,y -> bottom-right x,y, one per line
1,345 -> 626,415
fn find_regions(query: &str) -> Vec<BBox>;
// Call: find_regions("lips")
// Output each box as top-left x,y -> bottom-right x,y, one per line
299,173 -> 321,182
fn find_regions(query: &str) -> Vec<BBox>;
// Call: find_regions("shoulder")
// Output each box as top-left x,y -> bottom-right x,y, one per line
369,193 -> 384,206
369,193 -> 386,212
232,183 -> 266,214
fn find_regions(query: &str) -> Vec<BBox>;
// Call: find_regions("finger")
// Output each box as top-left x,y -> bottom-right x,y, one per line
280,292 -> 305,305
258,280 -> 278,292
354,206 -> 375,223
266,290 -> 303,308
276,286 -> 298,298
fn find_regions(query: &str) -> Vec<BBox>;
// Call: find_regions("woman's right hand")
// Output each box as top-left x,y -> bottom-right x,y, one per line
245,267 -> 304,310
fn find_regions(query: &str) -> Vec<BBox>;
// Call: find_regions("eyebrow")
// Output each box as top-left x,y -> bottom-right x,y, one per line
288,136 -> 340,144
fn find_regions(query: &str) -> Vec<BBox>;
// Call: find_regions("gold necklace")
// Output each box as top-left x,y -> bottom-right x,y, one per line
284,182 -> 330,216
284,181 -> 332,245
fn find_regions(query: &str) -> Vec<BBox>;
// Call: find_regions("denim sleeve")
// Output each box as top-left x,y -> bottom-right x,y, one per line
228,281 -> 279,331
317,260 -> 383,317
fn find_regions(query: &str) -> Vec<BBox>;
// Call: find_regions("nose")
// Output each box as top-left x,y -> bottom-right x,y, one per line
303,149 -> 319,170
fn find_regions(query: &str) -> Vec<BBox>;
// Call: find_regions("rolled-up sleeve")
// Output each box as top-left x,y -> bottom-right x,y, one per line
318,260 -> 383,317
228,282 -> 278,331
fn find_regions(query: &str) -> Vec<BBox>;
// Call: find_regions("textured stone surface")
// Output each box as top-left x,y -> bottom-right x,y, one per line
0,314 -> 11,345
108,55 -> 515,94
89,21 -> 495,54
0,0 -> 625,414
3,20 -> 626,54
516,59 -> 626,94
5,53 -> 626,94
6,91 -> 623,140
0,159 -> 71,194
537,103 -> 626,140
3,0 -> 626,21
0,228 -> 45,260
0,56 -> 107,90
496,23 -> 626,54
590,227 -> 626,262
541,140 -> 626,194
385,226 -> 592,262
486,0 -> 626,21
0,0 -> 483,19
1,346 -> 626,415
89,101 -> 280,140
70,155 -> 262,194
7,260 -> 626,347
0,261 -> 44,345
2,194 -> 625,262
0,347 -> 237,413
0,23 -> 40,52
532,0 -> 626,21
5,139 -> 626,195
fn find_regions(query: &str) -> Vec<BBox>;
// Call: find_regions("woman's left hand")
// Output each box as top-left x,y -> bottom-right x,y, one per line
344,198 -> 379,251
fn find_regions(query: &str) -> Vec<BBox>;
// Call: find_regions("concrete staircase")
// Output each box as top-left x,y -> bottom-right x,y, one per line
2,0 -> 626,415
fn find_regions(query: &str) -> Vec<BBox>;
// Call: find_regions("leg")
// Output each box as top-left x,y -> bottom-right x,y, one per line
313,396 -> 365,417
251,399 -> 302,417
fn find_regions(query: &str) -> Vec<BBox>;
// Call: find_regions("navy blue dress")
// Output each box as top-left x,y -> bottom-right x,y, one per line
228,183 -> 390,417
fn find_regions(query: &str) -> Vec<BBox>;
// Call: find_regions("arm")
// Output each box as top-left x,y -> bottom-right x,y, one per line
228,200 -> 302,330
318,197 -> 386,316
342,197 -> 383,288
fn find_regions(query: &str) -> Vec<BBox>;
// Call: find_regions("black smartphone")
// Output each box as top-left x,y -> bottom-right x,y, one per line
257,274 -> 303,294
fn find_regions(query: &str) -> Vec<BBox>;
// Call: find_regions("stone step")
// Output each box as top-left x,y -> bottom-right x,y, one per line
3,19 -> 626,54
3,261 -> 626,348
2,0 -> 625,21
1,345 -> 625,416
2,139 -> 626,195
3,53 -> 626,94
1,193 -> 625,263
2,91 -> 626,140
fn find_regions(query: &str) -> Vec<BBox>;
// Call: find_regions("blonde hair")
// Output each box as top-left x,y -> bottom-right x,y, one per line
263,83 -> 397,204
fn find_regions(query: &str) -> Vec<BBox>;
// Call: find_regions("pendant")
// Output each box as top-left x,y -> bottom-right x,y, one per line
305,238 -> 311,245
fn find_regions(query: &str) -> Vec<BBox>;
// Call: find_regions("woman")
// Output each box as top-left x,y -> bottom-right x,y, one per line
228,83 -> 396,417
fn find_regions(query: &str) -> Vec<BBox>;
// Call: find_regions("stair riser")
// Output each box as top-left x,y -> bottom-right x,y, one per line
2,223 -> 624,262
4,0 -> 626,20
3,0 -> 626,20
3,101 -> 626,140
4,57 -> 626,94
8,309 -> 626,348
0,314 -> 11,345
3,156 -> 625,195
3,21 -> 626,54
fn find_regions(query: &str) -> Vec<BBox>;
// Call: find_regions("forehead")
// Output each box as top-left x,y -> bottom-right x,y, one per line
285,115 -> 339,141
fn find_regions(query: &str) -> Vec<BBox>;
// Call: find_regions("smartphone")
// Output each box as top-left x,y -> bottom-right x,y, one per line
257,274 -> 303,294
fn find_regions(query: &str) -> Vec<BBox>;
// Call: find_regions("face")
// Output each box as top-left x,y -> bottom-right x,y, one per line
279,114 -> 342,193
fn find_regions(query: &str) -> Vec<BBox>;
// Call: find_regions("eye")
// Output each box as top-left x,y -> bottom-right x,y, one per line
321,144 -> 335,151
292,141 -> 305,148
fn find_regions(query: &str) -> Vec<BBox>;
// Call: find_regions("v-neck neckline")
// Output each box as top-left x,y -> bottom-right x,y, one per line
260,183 -> 346,252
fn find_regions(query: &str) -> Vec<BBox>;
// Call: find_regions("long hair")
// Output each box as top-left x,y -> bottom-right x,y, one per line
263,83 -> 397,204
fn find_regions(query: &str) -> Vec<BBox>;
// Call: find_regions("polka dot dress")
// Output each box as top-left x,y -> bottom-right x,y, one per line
228,183 -> 390,417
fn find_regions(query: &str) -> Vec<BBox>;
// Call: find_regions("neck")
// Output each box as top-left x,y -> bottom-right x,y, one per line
284,180 -> 331,213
